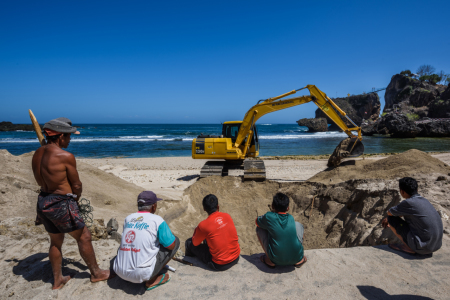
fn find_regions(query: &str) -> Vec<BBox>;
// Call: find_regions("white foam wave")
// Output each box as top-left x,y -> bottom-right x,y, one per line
259,132 -> 349,139
0,139 -> 39,143
71,138 -> 191,142
0,131 -> 355,143
118,135 -> 163,139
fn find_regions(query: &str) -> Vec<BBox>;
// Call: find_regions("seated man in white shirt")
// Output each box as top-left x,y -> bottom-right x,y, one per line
113,191 -> 179,290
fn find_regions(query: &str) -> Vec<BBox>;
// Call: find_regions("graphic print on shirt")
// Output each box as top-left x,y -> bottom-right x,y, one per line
125,216 -> 150,230
130,216 -> 144,223
215,216 -> 227,229
120,230 -> 141,253
125,230 -> 136,243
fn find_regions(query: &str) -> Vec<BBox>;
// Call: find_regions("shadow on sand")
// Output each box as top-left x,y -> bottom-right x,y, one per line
240,254 -> 296,274
374,244 -> 433,260
357,285 -> 433,300
8,252 -> 89,285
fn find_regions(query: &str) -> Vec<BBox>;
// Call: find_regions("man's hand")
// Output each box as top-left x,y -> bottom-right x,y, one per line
381,217 -> 390,229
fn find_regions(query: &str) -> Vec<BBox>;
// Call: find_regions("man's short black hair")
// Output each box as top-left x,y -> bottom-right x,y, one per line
272,192 -> 290,212
399,177 -> 418,196
202,194 -> 219,214
45,133 -> 70,142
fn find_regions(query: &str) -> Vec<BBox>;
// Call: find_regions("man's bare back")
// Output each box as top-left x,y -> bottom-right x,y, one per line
33,118 -> 111,289
32,138 -> 82,199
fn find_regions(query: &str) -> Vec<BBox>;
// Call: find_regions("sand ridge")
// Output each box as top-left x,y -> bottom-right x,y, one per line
308,149 -> 450,184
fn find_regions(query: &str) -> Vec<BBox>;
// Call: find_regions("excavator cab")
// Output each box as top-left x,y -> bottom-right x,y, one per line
222,121 -> 259,157
222,122 -> 241,143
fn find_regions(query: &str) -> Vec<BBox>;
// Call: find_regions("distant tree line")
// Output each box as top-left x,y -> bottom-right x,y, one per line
400,65 -> 449,85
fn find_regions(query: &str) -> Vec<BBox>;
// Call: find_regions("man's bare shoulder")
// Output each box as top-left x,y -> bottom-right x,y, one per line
33,146 -> 45,157
53,147 -> 76,162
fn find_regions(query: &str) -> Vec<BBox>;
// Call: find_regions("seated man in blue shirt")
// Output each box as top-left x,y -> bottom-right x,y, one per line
113,191 -> 180,290
382,177 -> 443,255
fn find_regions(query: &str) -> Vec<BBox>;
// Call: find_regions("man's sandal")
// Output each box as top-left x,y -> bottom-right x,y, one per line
294,256 -> 307,268
260,255 -> 276,269
146,273 -> 171,291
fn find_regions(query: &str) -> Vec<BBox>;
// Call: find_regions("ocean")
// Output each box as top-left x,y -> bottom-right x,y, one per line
1,124 -> 450,158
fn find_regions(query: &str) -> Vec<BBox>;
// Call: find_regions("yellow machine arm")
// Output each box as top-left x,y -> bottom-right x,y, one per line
234,85 -> 362,148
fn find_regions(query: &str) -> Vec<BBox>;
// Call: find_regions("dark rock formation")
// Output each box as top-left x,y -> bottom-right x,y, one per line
384,74 -> 448,113
361,113 -> 420,138
428,99 -> 450,118
365,75 -> 450,138
315,93 -> 380,131
428,84 -> 450,118
296,118 -> 328,132
417,120 -> 450,137
0,121 -> 35,132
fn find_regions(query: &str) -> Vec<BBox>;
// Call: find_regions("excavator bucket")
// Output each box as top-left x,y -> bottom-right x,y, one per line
327,137 -> 364,167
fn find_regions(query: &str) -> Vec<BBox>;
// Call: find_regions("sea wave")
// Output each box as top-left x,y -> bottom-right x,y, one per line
0,131 -> 355,143
259,132 -> 349,139
118,135 -> 164,139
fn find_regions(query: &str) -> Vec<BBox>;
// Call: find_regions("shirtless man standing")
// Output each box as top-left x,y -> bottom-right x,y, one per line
32,118 -> 111,289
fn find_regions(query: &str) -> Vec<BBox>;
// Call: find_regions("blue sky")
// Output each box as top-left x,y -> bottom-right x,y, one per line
1,1 -> 449,124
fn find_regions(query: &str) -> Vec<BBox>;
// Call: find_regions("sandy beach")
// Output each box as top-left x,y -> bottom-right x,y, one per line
1,150 -> 450,299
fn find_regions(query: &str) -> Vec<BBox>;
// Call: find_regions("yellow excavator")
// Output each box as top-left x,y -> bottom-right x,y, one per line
192,85 -> 364,180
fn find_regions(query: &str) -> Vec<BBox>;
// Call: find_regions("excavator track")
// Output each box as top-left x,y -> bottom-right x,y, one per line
200,161 -> 225,177
199,160 -> 266,181
243,160 -> 266,181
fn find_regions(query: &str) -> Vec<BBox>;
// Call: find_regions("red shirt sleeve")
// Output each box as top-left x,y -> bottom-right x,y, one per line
192,223 -> 206,246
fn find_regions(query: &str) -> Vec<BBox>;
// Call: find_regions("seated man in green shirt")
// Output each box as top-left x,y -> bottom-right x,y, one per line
255,192 -> 306,268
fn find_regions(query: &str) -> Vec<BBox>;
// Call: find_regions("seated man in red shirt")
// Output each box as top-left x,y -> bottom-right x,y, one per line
185,194 -> 240,271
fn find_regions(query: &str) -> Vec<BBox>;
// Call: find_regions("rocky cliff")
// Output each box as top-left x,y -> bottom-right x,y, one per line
315,93 -> 381,131
296,118 -> 328,132
384,74 -> 448,114
362,74 -> 450,137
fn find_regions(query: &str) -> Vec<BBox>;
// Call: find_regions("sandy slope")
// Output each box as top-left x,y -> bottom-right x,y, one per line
1,150 -> 450,299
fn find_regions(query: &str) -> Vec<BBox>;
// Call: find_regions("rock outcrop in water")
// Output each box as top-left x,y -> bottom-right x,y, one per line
315,93 -> 381,131
296,118 -> 327,132
0,121 -> 35,132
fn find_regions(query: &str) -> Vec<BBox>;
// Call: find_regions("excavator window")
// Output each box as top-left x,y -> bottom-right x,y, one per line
252,125 -> 258,147
222,123 -> 241,143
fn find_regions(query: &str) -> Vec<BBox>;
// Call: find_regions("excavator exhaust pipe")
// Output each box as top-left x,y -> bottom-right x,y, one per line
327,137 -> 365,167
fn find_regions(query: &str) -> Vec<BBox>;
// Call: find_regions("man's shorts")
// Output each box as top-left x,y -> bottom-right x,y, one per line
150,237 -> 180,279
256,221 -> 304,254
184,238 -> 240,271
388,216 -> 410,244
36,192 -> 85,234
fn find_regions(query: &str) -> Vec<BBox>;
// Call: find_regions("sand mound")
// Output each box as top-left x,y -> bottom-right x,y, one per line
0,150 -> 145,224
308,149 -> 450,184
165,150 -> 450,255
1,148 -> 448,257
167,174 -> 449,255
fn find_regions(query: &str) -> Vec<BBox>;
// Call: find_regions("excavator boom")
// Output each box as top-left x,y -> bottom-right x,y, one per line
234,85 -> 362,149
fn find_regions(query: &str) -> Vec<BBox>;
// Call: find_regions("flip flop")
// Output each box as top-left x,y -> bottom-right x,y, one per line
146,273 -> 171,291
388,243 -> 416,255
260,255 -> 276,269
294,256 -> 307,268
